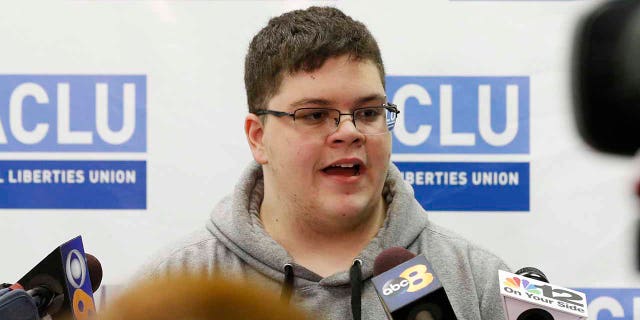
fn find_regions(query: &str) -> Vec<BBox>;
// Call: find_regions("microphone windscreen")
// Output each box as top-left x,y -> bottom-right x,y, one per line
373,247 -> 416,276
85,254 -> 102,292
515,266 -> 549,283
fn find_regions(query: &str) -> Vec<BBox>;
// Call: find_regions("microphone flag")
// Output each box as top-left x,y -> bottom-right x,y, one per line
18,235 -> 96,320
499,270 -> 588,320
371,254 -> 454,317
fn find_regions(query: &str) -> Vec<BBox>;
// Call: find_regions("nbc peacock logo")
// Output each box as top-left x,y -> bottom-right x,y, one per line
504,276 -> 541,295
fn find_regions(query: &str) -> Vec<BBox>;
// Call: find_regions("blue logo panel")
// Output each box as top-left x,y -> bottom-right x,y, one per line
371,255 -> 442,312
387,76 -> 529,154
394,161 -> 529,211
0,160 -> 146,209
0,75 -> 146,152
59,236 -> 95,306
574,288 -> 640,320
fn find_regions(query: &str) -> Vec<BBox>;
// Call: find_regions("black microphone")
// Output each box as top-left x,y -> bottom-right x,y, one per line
23,253 -> 103,317
15,236 -> 101,319
499,267 -> 588,320
372,247 -> 457,320
572,0 -> 640,156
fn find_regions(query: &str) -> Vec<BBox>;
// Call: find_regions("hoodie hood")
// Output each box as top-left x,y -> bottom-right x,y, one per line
206,161 -> 430,286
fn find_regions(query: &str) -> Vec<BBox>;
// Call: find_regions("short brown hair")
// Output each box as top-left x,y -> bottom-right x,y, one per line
99,273 -> 310,320
244,6 -> 385,113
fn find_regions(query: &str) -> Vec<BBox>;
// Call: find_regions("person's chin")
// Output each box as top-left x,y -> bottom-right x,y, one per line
322,195 -> 373,218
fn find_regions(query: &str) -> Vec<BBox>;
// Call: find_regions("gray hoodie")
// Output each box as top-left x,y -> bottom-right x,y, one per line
142,162 -> 509,320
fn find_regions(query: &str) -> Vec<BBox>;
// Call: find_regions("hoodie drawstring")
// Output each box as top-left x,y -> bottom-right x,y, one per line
280,261 -> 363,320
349,259 -> 363,320
281,263 -> 294,304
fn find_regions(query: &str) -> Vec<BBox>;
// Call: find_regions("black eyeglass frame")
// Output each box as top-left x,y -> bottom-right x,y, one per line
253,103 -> 400,131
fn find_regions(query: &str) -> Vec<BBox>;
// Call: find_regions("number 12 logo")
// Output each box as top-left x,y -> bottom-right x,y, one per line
535,284 -> 584,307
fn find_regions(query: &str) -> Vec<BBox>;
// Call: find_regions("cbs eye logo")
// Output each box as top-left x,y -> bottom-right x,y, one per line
382,264 -> 435,296
65,249 -> 86,289
65,250 -> 96,320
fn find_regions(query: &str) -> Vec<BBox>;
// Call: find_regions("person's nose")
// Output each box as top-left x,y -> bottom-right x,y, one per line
327,114 -> 365,146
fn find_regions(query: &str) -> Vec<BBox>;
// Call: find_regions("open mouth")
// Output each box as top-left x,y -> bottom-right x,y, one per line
322,163 -> 361,177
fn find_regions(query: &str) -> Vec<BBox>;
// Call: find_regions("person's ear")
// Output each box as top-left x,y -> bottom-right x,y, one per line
245,114 -> 268,164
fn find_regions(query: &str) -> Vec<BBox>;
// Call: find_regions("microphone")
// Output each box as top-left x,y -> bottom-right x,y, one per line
572,0 -> 640,156
499,267 -> 588,320
3,236 -> 101,320
0,255 -> 102,320
371,247 -> 457,320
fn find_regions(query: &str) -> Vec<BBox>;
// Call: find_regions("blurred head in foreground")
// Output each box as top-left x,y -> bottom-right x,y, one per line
99,274 -> 310,320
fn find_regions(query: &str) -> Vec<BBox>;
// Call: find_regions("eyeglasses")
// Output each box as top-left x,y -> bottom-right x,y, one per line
253,103 -> 400,136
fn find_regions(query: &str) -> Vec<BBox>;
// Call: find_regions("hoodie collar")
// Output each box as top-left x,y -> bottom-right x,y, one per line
206,161 -> 430,286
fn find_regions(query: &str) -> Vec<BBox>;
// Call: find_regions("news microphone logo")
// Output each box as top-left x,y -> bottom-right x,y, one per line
382,264 -> 434,297
373,255 -> 443,312
66,249 -> 86,289
60,238 -> 96,319
504,276 -> 542,294
499,270 -> 588,319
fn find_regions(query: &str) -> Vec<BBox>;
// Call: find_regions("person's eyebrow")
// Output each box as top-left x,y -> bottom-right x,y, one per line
355,94 -> 387,106
289,98 -> 333,108
289,94 -> 387,108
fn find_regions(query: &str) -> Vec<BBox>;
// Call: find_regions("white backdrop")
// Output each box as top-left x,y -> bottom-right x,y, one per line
1,1 -> 639,318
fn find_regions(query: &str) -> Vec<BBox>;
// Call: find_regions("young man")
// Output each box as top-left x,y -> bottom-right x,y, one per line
143,6 -> 508,320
